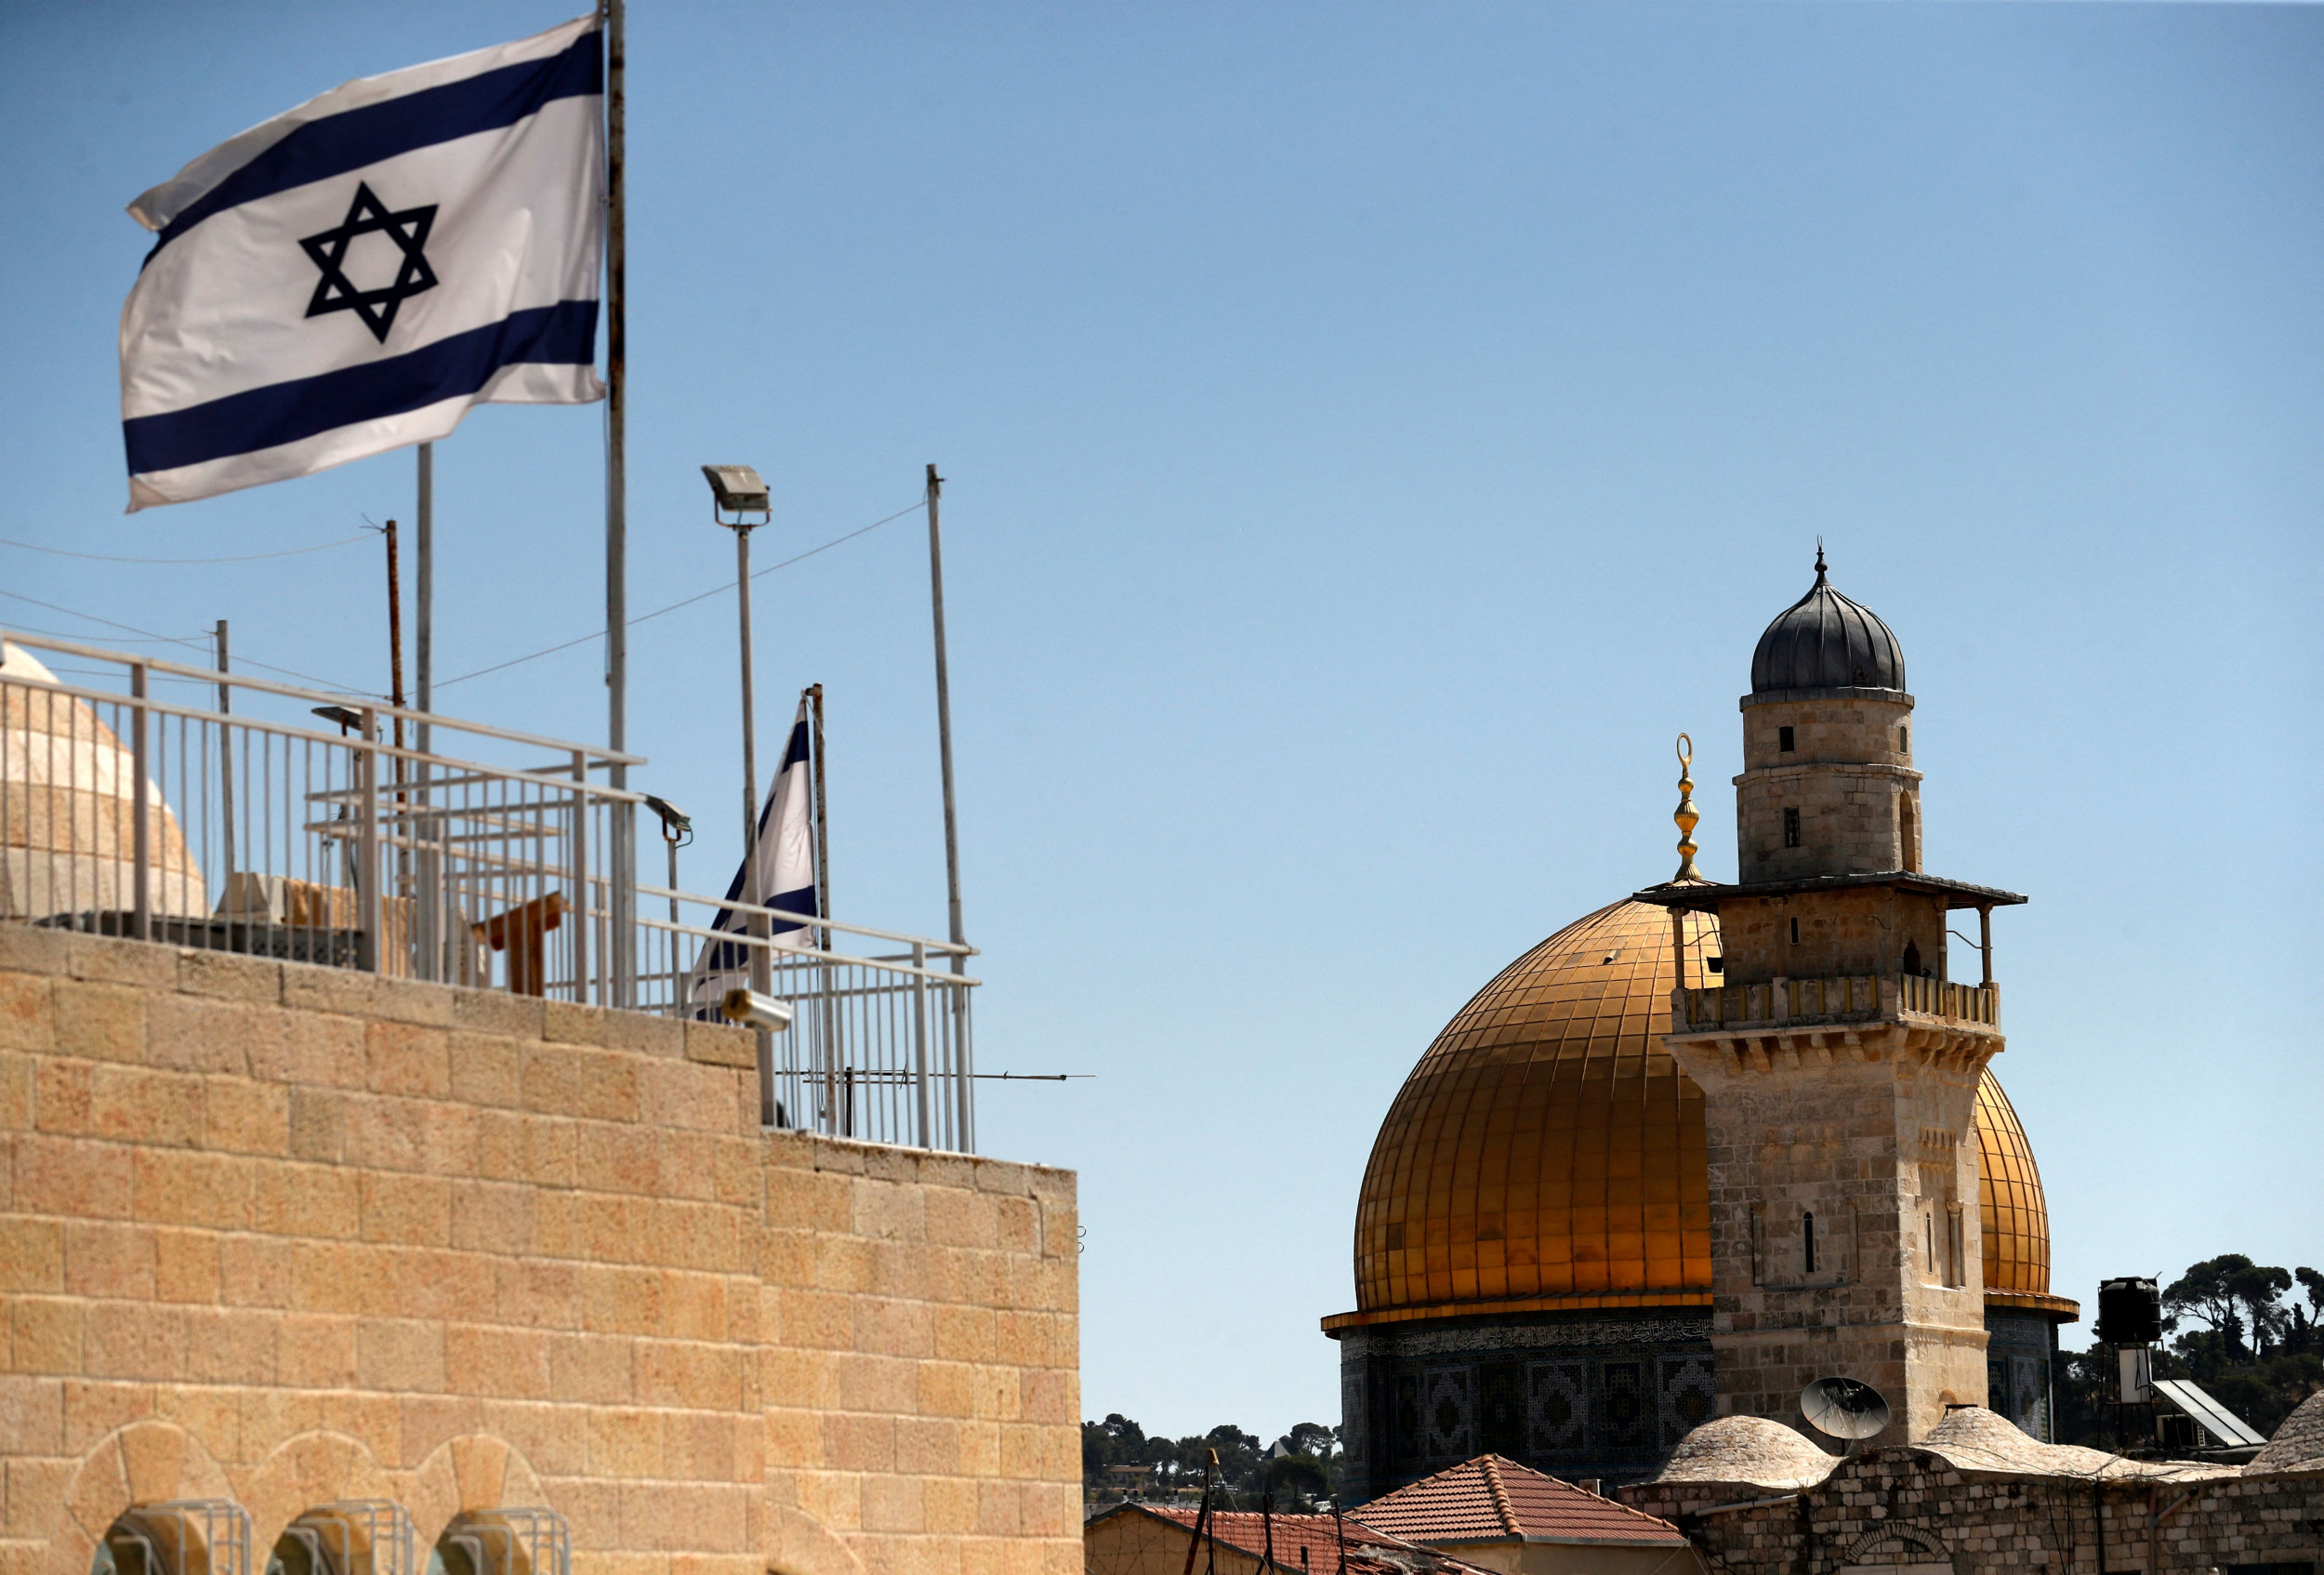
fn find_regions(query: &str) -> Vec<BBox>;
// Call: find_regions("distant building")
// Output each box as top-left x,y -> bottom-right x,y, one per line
1348,1454 -> 1697,1575
1325,559 -> 2077,1497
1083,1506 -> 1495,1575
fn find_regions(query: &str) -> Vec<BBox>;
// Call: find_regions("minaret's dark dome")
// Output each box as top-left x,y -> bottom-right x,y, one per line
1749,549 -> 1907,695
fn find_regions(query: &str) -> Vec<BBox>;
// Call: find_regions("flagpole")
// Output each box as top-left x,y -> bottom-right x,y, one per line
603,0 -> 635,1005
415,442 -> 439,982
925,464 -> 964,952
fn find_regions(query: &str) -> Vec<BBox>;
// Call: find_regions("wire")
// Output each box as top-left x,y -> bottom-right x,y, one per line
0,587 -> 369,696
0,532 -> 371,565
433,498 -> 924,691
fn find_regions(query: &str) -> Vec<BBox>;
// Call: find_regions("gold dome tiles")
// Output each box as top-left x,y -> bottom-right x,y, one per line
1340,894 -> 2065,1329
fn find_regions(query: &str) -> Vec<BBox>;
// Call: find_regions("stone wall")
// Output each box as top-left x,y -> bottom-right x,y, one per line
1620,1452 -> 2324,1574
1733,695 -> 1918,884
0,925 -> 1079,1575
1712,891 -> 1949,987
1659,1034 -> 1991,1445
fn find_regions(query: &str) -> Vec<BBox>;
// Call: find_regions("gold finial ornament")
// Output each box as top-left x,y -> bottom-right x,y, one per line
1671,732 -> 1703,882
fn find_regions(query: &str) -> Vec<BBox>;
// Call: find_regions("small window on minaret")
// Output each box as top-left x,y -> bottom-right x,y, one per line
1802,1213 -> 1816,1275
1783,808 -> 1801,848
1789,917 -> 1800,945
1899,724 -> 1909,754
1778,725 -> 1795,753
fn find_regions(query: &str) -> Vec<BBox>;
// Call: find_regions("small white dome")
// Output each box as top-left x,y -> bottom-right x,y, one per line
3,640 -> 207,921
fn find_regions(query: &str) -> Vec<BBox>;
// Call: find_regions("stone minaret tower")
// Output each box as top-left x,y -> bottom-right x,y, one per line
1638,553 -> 2024,1447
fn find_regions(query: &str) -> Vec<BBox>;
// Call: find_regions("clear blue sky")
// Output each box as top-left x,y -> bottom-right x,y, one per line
2,1 -> 2318,1445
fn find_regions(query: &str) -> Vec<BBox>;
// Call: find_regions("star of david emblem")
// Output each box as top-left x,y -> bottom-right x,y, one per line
298,181 -> 439,343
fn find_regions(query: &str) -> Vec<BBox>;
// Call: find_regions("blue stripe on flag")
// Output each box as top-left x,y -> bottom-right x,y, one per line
780,718 -> 811,773
150,29 -> 602,258
123,299 -> 597,475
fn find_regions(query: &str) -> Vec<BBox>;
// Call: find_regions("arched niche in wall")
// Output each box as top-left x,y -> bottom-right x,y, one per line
264,1503 -> 414,1575
90,1504 -> 251,1575
424,1512 -> 568,1575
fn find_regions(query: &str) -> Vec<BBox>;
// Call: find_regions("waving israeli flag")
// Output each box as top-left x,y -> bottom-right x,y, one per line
119,15 -> 605,511
687,698 -> 820,1021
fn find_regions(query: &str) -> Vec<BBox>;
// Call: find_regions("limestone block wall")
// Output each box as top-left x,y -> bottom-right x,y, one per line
1659,1042 -> 1988,1444
0,926 -> 1079,1575
1733,695 -> 1918,883
1620,1453 -> 2324,1574
1712,891 -> 1948,987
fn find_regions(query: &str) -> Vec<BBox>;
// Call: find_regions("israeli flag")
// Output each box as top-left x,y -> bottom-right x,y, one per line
118,15 -> 605,511
686,698 -> 820,1021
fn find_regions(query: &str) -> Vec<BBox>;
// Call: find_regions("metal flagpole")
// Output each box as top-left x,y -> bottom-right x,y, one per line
415,443 -> 440,981
603,0 -> 635,1006
925,464 -> 972,1149
925,465 -> 964,952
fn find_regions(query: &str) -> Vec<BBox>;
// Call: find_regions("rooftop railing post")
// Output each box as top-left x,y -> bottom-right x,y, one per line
357,708 -> 382,973
569,749 -> 590,1004
612,798 -> 636,1010
130,662 -> 151,942
912,940 -> 931,1149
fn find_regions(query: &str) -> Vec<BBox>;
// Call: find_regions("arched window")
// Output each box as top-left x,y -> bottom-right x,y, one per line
428,1512 -> 568,1575
94,1504 -> 250,1575
268,1503 -> 412,1575
1802,1211 -> 1816,1276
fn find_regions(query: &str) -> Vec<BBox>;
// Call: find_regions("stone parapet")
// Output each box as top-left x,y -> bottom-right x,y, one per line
0,924 -> 1079,1575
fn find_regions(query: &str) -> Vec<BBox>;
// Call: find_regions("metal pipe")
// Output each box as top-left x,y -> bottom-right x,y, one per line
415,444 -> 440,982
131,661 -> 151,940
3,629 -> 645,761
912,940 -> 931,1146
357,708 -> 382,973
602,0 -> 635,1008
216,622 -> 236,890
734,522 -> 774,1122
925,464 -> 964,953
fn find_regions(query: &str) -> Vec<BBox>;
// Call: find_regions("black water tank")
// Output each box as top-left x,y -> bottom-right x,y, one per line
2095,1277 -> 2162,1345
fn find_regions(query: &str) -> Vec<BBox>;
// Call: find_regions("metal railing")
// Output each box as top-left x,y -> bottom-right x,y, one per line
1674,973 -> 1999,1031
0,629 -> 977,1150
634,888 -> 977,1153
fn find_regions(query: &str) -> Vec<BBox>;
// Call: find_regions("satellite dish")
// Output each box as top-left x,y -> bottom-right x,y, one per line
1801,1376 -> 1891,1441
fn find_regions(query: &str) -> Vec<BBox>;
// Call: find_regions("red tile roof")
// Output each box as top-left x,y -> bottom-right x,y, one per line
1350,1455 -> 1687,1548
1098,1505 -> 1498,1575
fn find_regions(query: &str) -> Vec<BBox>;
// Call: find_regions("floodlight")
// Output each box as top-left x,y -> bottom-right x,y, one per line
642,794 -> 693,846
721,988 -> 793,1033
701,464 -> 770,519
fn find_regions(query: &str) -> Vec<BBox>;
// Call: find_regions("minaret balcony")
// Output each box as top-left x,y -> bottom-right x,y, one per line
1674,973 -> 1999,1033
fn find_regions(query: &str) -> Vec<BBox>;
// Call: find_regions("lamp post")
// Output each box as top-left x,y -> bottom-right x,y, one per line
703,465 -> 778,1126
641,795 -> 691,925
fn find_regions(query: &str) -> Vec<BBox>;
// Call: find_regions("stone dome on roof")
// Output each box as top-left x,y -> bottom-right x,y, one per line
1655,1415 -> 1839,1491
1335,893 -> 2066,1328
1749,549 -> 1907,695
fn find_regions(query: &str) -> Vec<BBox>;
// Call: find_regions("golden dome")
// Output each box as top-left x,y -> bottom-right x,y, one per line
1327,896 -> 2070,1331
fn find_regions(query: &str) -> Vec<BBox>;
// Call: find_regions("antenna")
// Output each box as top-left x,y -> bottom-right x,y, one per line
1800,1376 -> 1890,1443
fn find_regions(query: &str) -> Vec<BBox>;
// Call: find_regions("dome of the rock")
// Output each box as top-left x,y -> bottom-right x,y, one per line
1338,896 -> 2067,1323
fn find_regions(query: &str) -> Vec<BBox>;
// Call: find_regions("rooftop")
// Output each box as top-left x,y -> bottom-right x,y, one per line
1350,1455 -> 1688,1548
1097,1507 -> 1497,1575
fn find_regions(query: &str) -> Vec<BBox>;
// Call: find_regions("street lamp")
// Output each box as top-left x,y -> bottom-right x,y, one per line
701,464 -> 771,851
641,794 -> 692,925
702,464 -> 777,1125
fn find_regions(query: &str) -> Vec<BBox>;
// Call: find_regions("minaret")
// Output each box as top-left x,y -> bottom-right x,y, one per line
1636,553 -> 2024,1447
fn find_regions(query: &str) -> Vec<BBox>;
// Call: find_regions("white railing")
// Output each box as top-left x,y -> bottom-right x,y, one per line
0,629 -> 977,1151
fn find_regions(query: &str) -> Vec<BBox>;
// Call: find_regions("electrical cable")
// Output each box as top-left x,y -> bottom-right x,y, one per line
0,587 -> 368,696
0,532 -> 371,564
433,498 -> 924,691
